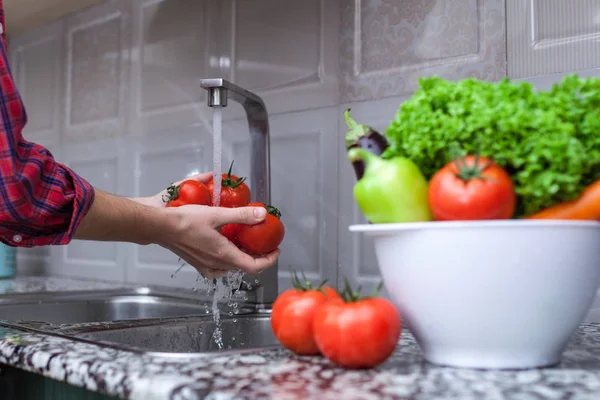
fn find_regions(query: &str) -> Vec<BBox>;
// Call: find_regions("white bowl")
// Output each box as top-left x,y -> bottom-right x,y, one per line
350,220 -> 600,370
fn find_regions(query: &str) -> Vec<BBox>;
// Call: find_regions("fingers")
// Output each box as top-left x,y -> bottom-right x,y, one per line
221,243 -> 280,274
209,206 -> 267,227
198,267 -> 227,279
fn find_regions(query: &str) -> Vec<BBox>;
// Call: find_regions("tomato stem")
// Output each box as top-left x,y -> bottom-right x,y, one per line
266,205 -> 282,219
370,281 -> 384,297
341,277 -> 383,302
163,182 -> 181,203
222,161 -> 247,189
290,269 -> 326,292
449,142 -> 493,183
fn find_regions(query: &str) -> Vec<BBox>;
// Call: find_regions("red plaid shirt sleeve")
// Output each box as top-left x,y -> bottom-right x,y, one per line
0,4 -> 95,247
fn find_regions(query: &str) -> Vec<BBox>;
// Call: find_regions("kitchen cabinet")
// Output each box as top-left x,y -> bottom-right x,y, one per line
507,0 -> 600,79
130,0 -> 339,133
124,128 -> 213,288
8,22 -> 64,276
0,365 -> 113,400
4,0 -> 104,35
62,0 -> 132,143
339,0 -> 507,102
48,138 -> 129,282
214,0 -> 340,120
8,22 -> 63,150
129,0 -> 215,136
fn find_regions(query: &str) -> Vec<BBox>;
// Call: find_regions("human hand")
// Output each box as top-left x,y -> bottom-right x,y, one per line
130,172 -> 264,278
156,204 -> 280,278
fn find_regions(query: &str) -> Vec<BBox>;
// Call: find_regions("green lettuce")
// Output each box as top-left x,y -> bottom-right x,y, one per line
384,75 -> 600,217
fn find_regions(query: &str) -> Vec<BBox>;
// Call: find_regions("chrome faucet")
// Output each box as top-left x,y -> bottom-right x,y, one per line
200,78 -> 278,309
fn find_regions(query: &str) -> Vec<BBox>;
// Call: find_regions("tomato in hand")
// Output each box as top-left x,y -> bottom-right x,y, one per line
313,281 -> 402,369
164,180 -> 212,208
206,161 -> 252,208
220,223 -> 240,246
237,202 -> 285,254
428,153 -> 516,221
271,271 -> 340,355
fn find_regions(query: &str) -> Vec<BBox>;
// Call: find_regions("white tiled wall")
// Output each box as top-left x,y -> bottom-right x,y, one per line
8,0 -> 600,298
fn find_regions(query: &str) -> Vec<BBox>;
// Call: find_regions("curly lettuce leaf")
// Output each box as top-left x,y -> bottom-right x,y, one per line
384,75 -> 600,217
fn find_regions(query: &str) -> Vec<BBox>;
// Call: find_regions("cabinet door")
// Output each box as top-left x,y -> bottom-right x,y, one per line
63,0 -> 132,144
340,0 -> 506,102
48,0 -> 133,282
48,138 -> 129,281
129,0 -> 217,136
124,129 -> 213,288
9,22 -> 65,275
507,0 -> 600,79
215,0 -> 340,120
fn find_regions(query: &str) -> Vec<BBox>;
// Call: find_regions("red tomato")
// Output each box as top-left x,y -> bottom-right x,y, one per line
220,223 -> 240,245
206,161 -> 251,208
237,202 -> 285,254
164,180 -> 211,208
271,272 -> 340,355
428,154 -> 516,221
313,284 -> 402,369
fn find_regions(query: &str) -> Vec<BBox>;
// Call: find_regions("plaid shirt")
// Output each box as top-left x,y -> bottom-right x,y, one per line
0,3 -> 95,248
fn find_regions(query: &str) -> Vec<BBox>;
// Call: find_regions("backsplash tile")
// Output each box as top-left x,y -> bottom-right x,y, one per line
507,0 -> 600,79
64,0 -> 132,143
340,0 -> 506,102
8,0 -> 600,299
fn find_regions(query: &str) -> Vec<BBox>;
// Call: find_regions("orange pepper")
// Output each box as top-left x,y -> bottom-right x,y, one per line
527,180 -> 600,220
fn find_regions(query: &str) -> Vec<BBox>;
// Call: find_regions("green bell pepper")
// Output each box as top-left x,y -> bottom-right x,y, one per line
348,148 -> 433,224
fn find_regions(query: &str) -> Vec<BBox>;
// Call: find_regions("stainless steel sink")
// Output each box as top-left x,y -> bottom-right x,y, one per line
0,287 -> 279,357
71,314 -> 278,355
0,288 -> 254,325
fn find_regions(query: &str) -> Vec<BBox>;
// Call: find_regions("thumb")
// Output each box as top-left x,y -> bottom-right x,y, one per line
211,206 -> 267,227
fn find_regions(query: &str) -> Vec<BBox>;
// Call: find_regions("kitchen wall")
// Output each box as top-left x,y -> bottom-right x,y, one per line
7,0 -> 600,295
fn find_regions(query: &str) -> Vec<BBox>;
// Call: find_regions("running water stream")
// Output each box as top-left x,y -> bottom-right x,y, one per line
212,106 -> 223,206
171,106 -> 244,350
209,105 -> 224,349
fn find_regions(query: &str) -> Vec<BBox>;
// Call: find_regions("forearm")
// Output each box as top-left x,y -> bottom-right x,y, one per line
74,189 -> 173,246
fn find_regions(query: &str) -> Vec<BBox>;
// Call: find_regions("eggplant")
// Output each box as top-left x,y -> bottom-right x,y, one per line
344,108 -> 389,180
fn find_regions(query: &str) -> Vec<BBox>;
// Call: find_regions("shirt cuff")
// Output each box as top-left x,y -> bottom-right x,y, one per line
5,164 -> 96,248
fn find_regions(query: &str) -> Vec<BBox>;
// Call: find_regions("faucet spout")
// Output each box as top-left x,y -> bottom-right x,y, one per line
200,78 -> 277,308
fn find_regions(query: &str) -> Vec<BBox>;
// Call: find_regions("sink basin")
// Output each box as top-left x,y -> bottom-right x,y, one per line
0,288 -> 278,357
72,314 -> 278,355
0,289 -> 254,325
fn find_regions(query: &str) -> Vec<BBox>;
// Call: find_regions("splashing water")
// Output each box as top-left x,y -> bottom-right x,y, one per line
212,106 -> 223,206
207,270 -> 245,349
170,262 -> 186,279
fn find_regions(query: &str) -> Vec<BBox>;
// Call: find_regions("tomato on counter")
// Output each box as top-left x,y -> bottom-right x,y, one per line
313,280 -> 401,369
271,271 -> 340,355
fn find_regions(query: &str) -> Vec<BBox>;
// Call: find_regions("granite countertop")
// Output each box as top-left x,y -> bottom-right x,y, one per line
1,277 -> 600,400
